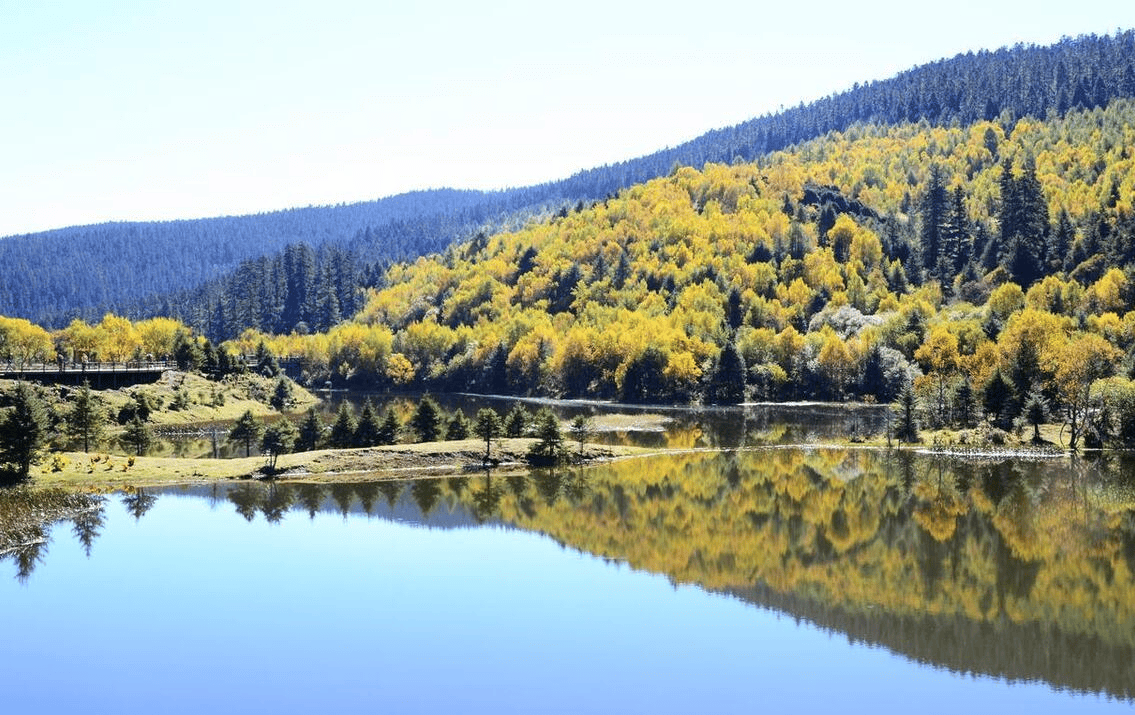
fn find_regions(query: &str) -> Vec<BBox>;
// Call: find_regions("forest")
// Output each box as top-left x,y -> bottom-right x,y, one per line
2,31 -> 1133,335
4,32 -> 1135,452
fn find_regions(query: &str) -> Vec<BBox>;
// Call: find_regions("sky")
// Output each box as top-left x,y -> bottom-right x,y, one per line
0,0 -> 1131,238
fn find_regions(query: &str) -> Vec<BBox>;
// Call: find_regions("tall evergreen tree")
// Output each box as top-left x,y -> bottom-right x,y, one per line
706,343 -> 747,404
378,408 -> 400,445
473,408 -> 502,462
66,381 -> 105,453
919,165 -> 948,278
228,410 -> 262,458
410,396 -> 443,442
120,415 -> 152,457
0,383 -> 51,480
261,420 -> 297,472
297,407 -> 324,452
354,399 -> 383,447
329,403 -> 357,448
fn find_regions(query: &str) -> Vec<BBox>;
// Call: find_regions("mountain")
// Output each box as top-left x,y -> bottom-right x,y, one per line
241,95 -> 1135,434
2,30 -> 1133,330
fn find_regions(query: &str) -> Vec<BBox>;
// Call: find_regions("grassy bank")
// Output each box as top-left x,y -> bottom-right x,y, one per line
0,370 -> 318,431
29,439 -> 660,490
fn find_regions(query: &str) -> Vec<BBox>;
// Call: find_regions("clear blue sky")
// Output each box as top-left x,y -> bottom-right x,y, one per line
0,0 -> 1129,237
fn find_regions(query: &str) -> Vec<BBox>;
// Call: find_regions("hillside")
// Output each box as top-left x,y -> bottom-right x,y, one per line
234,99 -> 1135,447
2,31 -> 1133,332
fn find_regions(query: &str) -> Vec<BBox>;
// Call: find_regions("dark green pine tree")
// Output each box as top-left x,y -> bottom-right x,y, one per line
281,243 -> 316,332
297,407 -> 324,452
329,403 -> 357,449
378,408 -> 400,445
473,408 -> 502,462
953,377 -> 978,429
1050,209 -> 1075,273
410,396 -> 442,442
120,415 -> 152,457
726,288 -> 745,332
983,370 -> 1019,431
707,343 -> 746,404
228,410 -> 263,458
66,380 -> 106,453
446,412 -> 470,440
893,383 -> 920,443
354,399 -> 383,447
938,186 -> 971,282
526,408 -> 566,465
997,158 -> 1047,287
919,165 -> 948,279
260,420 -> 297,472
0,383 -> 51,480
504,404 -> 530,437
270,378 -> 294,411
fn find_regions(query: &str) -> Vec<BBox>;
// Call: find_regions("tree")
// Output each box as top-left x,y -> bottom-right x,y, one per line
228,410 -> 262,457
1049,333 -> 1119,450
919,165 -> 948,278
270,378 -> 294,411
473,408 -> 502,462
914,325 -> 960,424
261,420 -> 297,472
706,343 -> 746,404
983,370 -> 1018,430
0,383 -> 51,480
527,408 -> 566,465
297,407 -> 323,452
66,381 -> 105,453
120,415 -> 152,456
504,404 -> 530,437
1022,388 -> 1048,443
410,396 -> 442,442
569,414 -> 593,459
354,399 -> 382,447
378,408 -> 400,445
953,377 -> 978,429
622,347 -> 667,403
255,341 -> 281,377
329,403 -> 356,448
894,383 -> 920,443
446,412 -> 470,440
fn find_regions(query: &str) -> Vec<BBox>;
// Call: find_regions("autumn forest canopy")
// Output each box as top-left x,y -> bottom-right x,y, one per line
4,31 -> 1135,445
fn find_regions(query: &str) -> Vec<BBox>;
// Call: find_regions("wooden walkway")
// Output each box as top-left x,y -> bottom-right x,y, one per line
0,361 -> 179,387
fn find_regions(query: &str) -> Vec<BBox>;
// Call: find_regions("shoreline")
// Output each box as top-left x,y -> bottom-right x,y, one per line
17,437 -> 1081,493
23,439 -> 663,491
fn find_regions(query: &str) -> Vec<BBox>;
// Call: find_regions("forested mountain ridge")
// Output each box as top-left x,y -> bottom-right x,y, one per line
227,98 -> 1135,448
2,30 -> 1133,331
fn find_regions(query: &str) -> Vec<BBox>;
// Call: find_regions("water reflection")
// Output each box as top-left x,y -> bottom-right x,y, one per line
6,447 -> 1135,701
1,487 -> 105,582
151,397 -> 891,457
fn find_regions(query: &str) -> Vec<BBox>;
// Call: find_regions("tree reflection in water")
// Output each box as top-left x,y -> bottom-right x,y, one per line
1,488 -> 105,582
7,445 -> 1135,700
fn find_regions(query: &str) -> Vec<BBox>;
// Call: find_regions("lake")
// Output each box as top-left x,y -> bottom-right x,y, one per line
3,432 -> 1134,713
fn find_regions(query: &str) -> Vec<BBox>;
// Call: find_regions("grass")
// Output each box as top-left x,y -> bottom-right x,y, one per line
29,439 -> 660,490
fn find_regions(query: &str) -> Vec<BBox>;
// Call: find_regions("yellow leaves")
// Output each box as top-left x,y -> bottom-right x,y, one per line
0,315 -> 54,364
1047,332 -> 1121,405
328,322 -> 394,375
94,313 -> 138,362
1084,268 -> 1127,315
914,324 -> 960,375
134,317 -> 185,358
384,352 -> 415,384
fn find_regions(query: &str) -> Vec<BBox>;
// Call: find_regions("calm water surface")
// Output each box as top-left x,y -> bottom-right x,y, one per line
3,445 -> 1135,712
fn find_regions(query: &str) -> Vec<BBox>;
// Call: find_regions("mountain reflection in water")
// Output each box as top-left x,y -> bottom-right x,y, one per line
4,447 -> 1135,703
